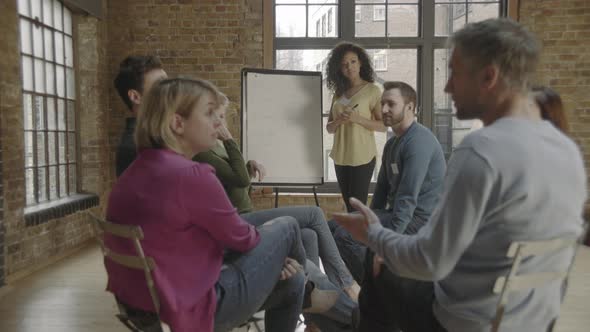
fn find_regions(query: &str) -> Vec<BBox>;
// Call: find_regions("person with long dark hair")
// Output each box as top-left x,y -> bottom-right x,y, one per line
532,85 -> 569,133
325,42 -> 386,212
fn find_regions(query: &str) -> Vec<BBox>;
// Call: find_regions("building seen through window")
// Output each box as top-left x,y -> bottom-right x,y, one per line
274,0 -> 504,184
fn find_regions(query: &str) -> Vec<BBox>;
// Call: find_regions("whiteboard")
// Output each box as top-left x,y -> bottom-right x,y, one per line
241,68 -> 323,186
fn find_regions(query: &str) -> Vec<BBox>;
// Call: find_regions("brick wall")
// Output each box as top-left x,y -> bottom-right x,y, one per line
520,0 -> 590,180
105,0 -> 348,213
0,1 -> 111,281
107,0 -> 264,170
0,0 -> 21,285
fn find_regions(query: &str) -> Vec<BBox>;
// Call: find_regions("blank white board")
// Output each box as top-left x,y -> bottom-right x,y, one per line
241,68 -> 323,186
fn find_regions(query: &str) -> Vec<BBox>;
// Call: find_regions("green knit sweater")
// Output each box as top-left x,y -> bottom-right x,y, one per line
193,139 -> 253,213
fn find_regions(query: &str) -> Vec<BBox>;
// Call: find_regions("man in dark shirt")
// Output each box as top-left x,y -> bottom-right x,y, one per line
113,56 -> 167,176
330,81 -> 447,283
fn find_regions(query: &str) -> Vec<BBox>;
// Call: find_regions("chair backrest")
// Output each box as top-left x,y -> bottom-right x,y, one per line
490,237 -> 579,332
88,212 -> 161,315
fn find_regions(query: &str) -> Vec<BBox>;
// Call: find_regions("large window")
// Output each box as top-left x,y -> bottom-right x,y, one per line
272,0 -> 505,188
18,0 -> 78,206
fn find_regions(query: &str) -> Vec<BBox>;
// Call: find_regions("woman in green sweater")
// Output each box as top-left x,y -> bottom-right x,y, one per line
192,99 -> 264,213
193,94 -> 360,303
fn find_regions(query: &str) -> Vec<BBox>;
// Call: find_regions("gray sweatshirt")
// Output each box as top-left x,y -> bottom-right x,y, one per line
371,121 -> 446,234
368,117 -> 586,332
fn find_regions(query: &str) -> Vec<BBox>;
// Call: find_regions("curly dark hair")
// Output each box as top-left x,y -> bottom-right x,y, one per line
326,42 -> 375,97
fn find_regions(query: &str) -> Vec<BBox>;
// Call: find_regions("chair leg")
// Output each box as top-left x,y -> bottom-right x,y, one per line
116,314 -> 141,332
253,321 -> 263,332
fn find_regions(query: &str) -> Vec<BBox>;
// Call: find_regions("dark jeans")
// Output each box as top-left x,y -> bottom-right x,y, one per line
334,158 -> 376,212
328,209 -> 395,284
214,217 -> 306,332
355,250 -> 447,332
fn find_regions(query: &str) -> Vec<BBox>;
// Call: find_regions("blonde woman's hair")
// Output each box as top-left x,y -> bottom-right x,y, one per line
135,77 -> 221,153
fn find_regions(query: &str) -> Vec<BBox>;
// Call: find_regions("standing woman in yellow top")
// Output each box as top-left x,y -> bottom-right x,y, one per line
326,42 -> 386,212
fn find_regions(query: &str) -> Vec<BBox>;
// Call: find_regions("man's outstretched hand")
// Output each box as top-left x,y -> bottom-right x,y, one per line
332,197 -> 380,245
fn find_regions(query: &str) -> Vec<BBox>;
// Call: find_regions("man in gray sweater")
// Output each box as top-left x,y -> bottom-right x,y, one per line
334,18 -> 587,332
330,81 -> 446,283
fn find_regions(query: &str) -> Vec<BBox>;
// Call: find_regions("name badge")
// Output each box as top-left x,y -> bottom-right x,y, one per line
391,163 -> 399,174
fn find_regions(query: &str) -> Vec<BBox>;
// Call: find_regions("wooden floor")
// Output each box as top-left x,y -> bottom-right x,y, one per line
0,243 -> 588,332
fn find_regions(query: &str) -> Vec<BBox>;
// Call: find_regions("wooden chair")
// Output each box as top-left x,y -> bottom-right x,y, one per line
88,212 -> 171,332
491,236 -> 579,332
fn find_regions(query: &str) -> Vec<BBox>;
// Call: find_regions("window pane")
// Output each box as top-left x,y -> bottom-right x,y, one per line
468,3 -> 500,23
53,0 -> 63,31
44,28 -> 54,61
355,5 -> 385,37
22,56 -> 34,91
57,98 -> 66,130
24,132 -> 34,167
37,166 -> 48,202
371,49 -> 418,92
43,0 -> 53,26
36,132 -> 46,166
309,5 -> 338,38
56,65 -> 65,97
433,48 -> 481,158
388,0 -> 418,2
68,164 -> 76,193
31,0 -> 42,20
387,5 -> 418,37
58,132 -> 66,163
276,0 -> 305,3
47,97 -> 56,130
435,3 -> 467,36
25,168 -> 35,205
55,31 -> 64,64
34,58 -> 45,93
65,35 -> 73,67
34,95 -> 45,130
23,93 -> 33,130
356,0 -> 385,3
18,0 -> 31,17
66,68 -> 75,99
68,133 -> 76,162
59,165 -> 67,197
49,165 -> 58,200
67,100 -> 75,130
276,5 -> 306,37
48,132 -> 56,165
33,25 -> 43,59
309,0 -> 337,3
45,62 -> 55,94
64,7 -> 72,35
20,19 -> 32,54
322,119 -> 336,182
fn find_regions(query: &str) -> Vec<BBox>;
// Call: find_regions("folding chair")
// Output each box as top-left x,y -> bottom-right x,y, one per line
491,236 -> 579,332
89,212 -> 171,332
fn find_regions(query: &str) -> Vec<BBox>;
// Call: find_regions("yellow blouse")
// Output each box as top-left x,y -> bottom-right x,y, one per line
329,82 -> 382,166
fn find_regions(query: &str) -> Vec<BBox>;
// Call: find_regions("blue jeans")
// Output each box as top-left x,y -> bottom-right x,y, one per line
214,216 -> 306,332
304,260 -> 356,332
328,209 -> 395,284
241,206 -> 354,289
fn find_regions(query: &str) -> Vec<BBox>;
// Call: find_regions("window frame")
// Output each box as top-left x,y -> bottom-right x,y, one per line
264,0 -> 515,193
18,0 -> 80,207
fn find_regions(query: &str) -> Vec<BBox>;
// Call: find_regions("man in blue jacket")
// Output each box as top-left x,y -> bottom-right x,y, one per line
330,81 -> 447,283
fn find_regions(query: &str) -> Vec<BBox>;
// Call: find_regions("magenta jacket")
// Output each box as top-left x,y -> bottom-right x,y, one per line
104,148 -> 260,331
